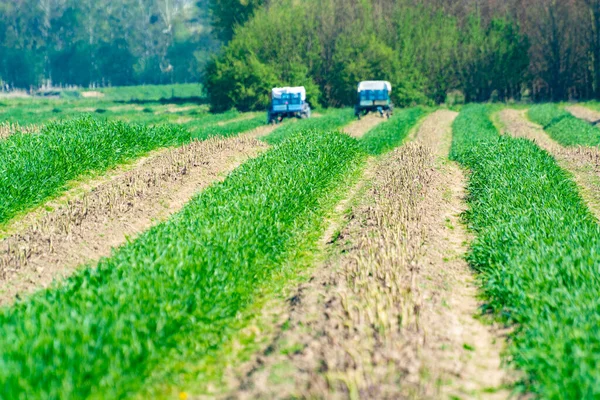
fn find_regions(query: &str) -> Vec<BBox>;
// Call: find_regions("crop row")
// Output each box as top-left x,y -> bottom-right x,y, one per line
263,108 -> 356,144
0,104 -> 431,398
0,110 -> 253,226
452,105 -> 600,398
0,129 -> 366,399
528,103 -> 600,146
361,108 -> 425,155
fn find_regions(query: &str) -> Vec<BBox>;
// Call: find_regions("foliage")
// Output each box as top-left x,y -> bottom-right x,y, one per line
452,104 -> 600,398
207,0 -> 265,42
0,1 -> 218,89
262,109 -> 355,145
0,110 -> 247,224
361,108 -> 426,155
205,0 -> 529,111
528,104 -> 600,146
89,84 -> 203,102
0,130 -> 365,399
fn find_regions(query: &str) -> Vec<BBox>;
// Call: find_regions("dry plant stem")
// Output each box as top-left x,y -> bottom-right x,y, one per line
229,110 -> 508,399
0,122 -> 39,139
565,105 -> 600,124
500,109 -> 600,221
342,113 -> 386,138
0,135 -> 268,305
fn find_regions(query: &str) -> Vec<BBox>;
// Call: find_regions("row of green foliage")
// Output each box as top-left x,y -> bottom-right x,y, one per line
87,84 -> 203,102
0,130 -> 366,399
528,103 -> 600,146
0,97 -> 210,126
361,108 -> 426,155
452,104 -> 600,398
263,108 -> 356,144
187,115 -> 264,139
0,111 -> 243,225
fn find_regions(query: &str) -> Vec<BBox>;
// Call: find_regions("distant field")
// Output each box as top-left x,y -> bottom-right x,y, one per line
0,84 -> 206,126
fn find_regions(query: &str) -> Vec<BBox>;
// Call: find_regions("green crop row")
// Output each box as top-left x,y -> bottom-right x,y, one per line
361,107 -> 426,155
0,130 -> 365,399
0,111 -> 245,225
528,103 -> 600,146
452,104 -> 600,398
187,115 -> 265,140
263,108 -> 355,144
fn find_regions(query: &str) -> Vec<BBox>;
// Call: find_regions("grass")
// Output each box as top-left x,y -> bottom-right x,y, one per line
452,104 -> 600,399
0,98 -> 210,126
361,107 -> 426,155
84,83 -> 202,102
0,129 -> 366,399
0,111 -> 251,226
528,103 -> 600,146
263,108 -> 355,144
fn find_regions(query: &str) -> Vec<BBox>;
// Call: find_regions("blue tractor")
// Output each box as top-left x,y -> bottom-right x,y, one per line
355,81 -> 393,119
267,86 -> 311,124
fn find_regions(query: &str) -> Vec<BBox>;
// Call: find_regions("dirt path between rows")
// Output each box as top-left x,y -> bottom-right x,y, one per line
342,113 -> 386,138
414,110 -> 510,398
223,110 -> 510,399
499,109 -> 600,221
0,125 -> 274,305
566,105 -> 600,124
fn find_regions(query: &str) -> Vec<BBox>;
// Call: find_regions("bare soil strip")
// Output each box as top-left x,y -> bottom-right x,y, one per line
565,105 -> 600,124
226,110 -> 509,399
414,111 -> 510,399
499,109 -> 600,221
0,129 -> 272,305
342,113 -> 386,138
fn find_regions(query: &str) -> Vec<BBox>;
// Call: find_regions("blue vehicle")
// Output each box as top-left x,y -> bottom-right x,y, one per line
267,86 -> 311,124
355,81 -> 393,119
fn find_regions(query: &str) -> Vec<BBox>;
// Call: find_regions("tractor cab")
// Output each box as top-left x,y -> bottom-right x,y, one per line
267,86 -> 311,124
355,81 -> 393,119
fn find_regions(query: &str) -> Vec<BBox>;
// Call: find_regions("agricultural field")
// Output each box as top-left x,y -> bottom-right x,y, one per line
3,86 -> 600,400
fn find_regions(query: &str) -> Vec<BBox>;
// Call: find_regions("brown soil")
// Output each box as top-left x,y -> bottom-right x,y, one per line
244,123 -> 279,139
0,135 -> 268,305
342,113 -> 386,138
224,110 -> 510,399
415,110 -> 511,398
499,109 -> 600,221
565,105 -> 600,124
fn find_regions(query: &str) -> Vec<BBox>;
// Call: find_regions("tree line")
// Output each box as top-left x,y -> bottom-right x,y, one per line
0,0 -> 217,90
206,0 -> 600,111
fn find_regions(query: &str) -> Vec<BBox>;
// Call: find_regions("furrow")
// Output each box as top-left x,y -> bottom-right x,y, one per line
226,110 -> 508,399
565,105 -> 600,124
0,135 -> 268,305
499,109 -> 600,221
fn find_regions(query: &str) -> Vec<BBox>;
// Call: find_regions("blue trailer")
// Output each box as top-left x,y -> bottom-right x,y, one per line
355,81 -> 393,119
267,86 -> 311,124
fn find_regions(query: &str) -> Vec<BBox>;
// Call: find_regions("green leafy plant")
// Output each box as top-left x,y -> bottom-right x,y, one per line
452,104 -> 600,398
361,107 -> 425,155
528,104 -> 600,146
0,130 -> 365,399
